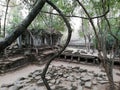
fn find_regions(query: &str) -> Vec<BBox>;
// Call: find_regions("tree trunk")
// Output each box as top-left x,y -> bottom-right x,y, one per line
3,0 -> 10,37
101,1 -> 115,88
97,16 -> 115,90
81,19 -> 87,51
0,0 -> 46,52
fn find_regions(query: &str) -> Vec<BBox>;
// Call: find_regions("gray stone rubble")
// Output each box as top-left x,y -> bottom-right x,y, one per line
0,65 -> 109,90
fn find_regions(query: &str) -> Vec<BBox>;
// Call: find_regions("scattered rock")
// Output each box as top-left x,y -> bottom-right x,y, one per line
58,72 -> 63,77
35,76 -> 41,80
79,69 -> 87,73
29,86 -> 38,90
92,80 -> 97,85
75,75 -> 81,79
54,86 -> 68,90
80,81 -> 85,86
71,82 -> 78,87
50,79 -> 56,84
80,50 -> 87,54
96,77 -> 103,81
0,87 -> 8,90
55,79 -> 61,85
71,85 -> 77,90
63,74 -> 69,78
33,70 -> 41,76
81,76 -> 92,82
8,85 -> 19,90
46,76 -> 51,80
77,85 -> 83,90
116,73 -> 120,76
94,73 -> 98,77
72,67 -> 80,70
28,73 -> 33,77
51,85 -> 56,90
66,76 -> 75,82
20,85 -> 32,90
24,78 -> 31,83
37,80 -> 44,86
1,83 -> 14,88
81,72 -> 87,77
99,72 -> 106,77
85,81 -> 92,88
87,71 -> 95,76
17,77 -> 26,81
93,86 -> 98,90
0,65 -> 112,90
98,80 -> 108,84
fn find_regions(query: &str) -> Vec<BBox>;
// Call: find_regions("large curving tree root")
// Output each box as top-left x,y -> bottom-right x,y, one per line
41,0 -> 72,90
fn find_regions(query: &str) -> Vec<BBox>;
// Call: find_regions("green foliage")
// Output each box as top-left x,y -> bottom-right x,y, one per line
92,36 -> 98,49
79,31 -> 84,37
0,0 -> 119,42
51,0 -> 76,15
6,5 -> 23,33
93,27 -> 120,50
28,0 -> 75,32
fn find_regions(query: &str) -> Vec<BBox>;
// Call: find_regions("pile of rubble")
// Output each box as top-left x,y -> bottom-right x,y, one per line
0,65 -> 109,90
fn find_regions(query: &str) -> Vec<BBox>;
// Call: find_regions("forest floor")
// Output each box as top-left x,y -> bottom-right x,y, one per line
0,60 -> 120,90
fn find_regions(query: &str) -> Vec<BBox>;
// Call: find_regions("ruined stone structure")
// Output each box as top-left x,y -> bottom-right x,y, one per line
0,46 -> 58,74
17,29 -> 62,48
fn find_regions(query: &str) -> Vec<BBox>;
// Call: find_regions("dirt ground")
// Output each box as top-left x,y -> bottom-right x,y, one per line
0,60 -> 120,90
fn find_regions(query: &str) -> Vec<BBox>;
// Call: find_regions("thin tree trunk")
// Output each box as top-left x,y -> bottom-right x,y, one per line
41,1 -> 72,90
3,0 -> 10,37
0,0 -> 46,52
97,17 -> 115,90
3,0 -> 10,56
101,0 -> 115,89
81,18 -> 87,51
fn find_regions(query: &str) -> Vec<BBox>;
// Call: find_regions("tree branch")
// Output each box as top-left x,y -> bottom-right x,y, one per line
40,9 -> 109,19
39,13 -> 50,27
76,0 -> 101,51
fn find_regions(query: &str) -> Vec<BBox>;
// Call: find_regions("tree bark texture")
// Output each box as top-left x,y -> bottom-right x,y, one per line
0,0 -> 46,52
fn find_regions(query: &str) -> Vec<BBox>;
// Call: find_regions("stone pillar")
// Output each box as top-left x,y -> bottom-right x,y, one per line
17,35 -> 22,48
